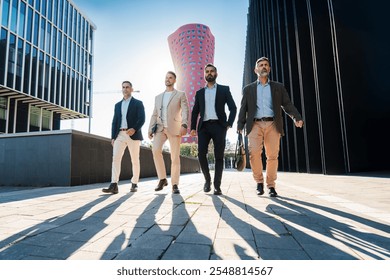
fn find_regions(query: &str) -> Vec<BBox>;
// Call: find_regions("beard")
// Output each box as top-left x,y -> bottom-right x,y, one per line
260,70 -> 269,77
205,75 -> 216,82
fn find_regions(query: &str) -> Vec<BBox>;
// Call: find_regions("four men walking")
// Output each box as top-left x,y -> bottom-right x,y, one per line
103,58 -> 304,197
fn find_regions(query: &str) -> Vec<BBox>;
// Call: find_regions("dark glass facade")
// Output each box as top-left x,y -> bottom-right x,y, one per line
0,0 -> 95,133
243,0 -> 390,174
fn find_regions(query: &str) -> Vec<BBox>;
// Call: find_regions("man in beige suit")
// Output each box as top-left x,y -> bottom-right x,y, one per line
148,71 -> 189,194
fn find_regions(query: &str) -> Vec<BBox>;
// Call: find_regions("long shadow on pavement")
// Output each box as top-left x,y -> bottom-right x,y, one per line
112,193 -> 168,259
219,196 -> 313,260
271,196 -> 390,259
0,192 -> 133,259
211,195 -> 260,259
113,192 -> 214,260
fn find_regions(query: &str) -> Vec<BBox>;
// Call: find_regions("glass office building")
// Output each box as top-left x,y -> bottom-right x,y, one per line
0,0 -> 95,133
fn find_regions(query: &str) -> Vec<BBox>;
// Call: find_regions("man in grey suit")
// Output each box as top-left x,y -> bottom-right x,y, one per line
237,57 -> 304,197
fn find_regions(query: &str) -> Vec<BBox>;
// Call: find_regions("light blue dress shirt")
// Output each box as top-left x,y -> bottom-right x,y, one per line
255,80 -> 274,118
120,97 -> 132,129
204,83 -> 218,121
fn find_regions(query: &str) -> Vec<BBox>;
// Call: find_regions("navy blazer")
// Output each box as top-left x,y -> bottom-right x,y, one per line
191,84 -> 237,131
111,97 -> 145,140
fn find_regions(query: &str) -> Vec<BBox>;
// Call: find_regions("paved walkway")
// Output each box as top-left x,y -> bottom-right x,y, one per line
0,170 -> 389,260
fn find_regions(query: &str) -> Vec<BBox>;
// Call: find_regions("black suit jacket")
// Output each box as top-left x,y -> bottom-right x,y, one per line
237,80 -> 302,136
191,84 -> 237,131
111,97 -> 145,140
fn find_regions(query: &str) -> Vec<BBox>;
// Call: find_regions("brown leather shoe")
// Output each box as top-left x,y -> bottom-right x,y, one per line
172,184 -> 180,194
102,183 -> 118,194
155,179 -> 168,191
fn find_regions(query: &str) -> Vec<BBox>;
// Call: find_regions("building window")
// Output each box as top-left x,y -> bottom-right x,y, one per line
15,38 -> 24,91
29,106 -> 52,131
10,0 -> 18,33
1,0 -> 10,28
7,34 -> 16,88
18,1 -> 26,37
29,105 -> 40,128
42,109 -> 51,130
0,28 -> 7,85
26,7 -> 33,42
0,97 -> 7,120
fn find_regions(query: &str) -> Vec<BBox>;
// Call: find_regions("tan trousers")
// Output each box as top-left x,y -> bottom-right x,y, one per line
152,128 -> 181,185
248,121 -> 281,188
111,131 -> 141,184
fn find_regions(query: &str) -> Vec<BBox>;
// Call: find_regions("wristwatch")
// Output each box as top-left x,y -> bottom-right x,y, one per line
181,124 -> 188,129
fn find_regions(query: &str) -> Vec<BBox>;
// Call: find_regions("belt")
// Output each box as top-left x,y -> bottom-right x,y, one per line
204,119 -> 218,123
254,117 -> 274,122
119,128 -> 127,131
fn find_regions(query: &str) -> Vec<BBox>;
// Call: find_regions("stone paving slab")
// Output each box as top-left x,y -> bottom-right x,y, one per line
0,170 -> 389,260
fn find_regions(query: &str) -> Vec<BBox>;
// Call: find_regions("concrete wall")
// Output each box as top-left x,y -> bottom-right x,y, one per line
0,130 -> 200,186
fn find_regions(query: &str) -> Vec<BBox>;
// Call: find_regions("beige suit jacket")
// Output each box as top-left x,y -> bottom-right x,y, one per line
148,89 -> 189,136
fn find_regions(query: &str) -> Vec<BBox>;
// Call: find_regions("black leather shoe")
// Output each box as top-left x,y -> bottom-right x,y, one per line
203,181 -> 211,192
257,183 -> 264,195
155,178 -> 168,191
213,187 -> 222,195
172,184 -> 180,194
269,187 -> 278,197
130,183 -> 138,192
102,183 -> 118,194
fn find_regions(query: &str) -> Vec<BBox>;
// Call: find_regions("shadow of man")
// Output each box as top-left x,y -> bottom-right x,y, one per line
270,196 -> 390,259
113,192 -> 214,260
0,192 -> 133,260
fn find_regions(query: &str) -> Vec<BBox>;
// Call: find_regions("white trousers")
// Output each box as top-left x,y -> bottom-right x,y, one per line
111,131 -> 141,184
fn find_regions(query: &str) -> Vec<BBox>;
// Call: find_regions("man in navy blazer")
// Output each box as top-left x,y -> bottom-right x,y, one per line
102,81 -> 145,194
191,64 -> 237,195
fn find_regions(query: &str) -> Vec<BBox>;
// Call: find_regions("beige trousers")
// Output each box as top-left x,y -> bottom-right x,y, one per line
248,121 -> 281,188
152,128 -> 181,185
111,131 -> 141,184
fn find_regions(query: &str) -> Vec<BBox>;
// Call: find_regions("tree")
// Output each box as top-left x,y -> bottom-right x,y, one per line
180,143 -> 198,157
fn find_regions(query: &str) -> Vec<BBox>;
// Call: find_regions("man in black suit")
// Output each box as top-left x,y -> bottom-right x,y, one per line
190,64 -> 237,195
237,57 -> 304,197
102,81 -> 145,194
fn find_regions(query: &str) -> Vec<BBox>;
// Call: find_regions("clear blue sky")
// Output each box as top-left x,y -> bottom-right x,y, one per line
64,0 -> 249,144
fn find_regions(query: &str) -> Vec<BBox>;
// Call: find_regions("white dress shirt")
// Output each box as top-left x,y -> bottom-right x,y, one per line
161,91 -> 173,127
204,83 -> 218,121
120,97 -> 132,129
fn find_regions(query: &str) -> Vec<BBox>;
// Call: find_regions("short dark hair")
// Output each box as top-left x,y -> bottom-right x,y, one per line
204,63 -> 217,72
122,81 -> 132,87
167,71 -> 176,78
255,57 -> 270,67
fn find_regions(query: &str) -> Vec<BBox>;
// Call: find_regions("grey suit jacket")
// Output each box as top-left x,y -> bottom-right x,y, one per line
237,80 -> 302,136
